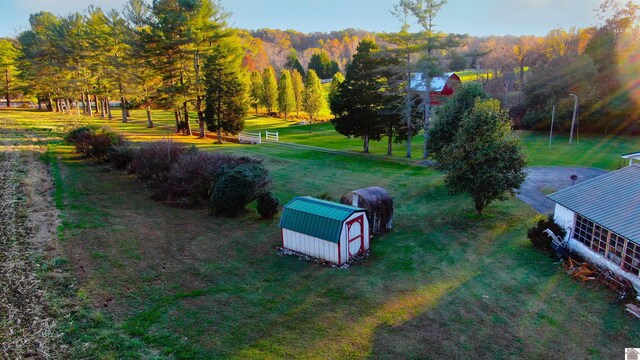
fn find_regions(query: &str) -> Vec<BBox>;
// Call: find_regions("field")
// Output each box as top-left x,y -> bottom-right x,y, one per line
1,108 -> 639,359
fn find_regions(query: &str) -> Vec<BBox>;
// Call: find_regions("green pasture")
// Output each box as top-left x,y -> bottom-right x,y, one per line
1,108 -> 639,359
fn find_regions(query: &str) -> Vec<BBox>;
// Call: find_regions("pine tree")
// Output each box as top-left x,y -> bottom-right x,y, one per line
249,71 -> 263,114
277,70 -> 295,120
330,40 -> 388,153
204,38 -> 248,143
261,66 -> 278,115
0,39 -> 19,107
328,72 -> 344,115
302,69 -> 325,121
291,69 -> 304,116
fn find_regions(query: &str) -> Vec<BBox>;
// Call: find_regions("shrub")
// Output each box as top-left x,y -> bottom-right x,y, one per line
74,128 -> 125,161
157,152 -> 263,204
130,140 -> 192,184
64,125 -> 101,143
210,163 -> 271,217
257,192 -> 280,219
107,145 -> 136,170
527,214 -> 567,251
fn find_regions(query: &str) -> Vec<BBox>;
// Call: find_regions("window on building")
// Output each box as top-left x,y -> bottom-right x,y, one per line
574,214 -> 594,248
622,241 -> 640,276
572,214 -> 640,278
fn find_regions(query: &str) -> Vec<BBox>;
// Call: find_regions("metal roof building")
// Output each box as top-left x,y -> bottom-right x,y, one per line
548,165 -> 640,286
280,197 -> 370,265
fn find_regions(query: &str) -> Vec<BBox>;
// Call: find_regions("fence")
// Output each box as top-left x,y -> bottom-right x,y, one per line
265,131 -> 279,142
238,131 -> 261,144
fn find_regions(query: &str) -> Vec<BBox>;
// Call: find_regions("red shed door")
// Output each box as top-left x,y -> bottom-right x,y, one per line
347,215 -> 364,258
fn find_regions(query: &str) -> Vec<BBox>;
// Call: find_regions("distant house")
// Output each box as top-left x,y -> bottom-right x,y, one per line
547,164 -> 640,288
279,197 -> 370,265
410,72 -> 461,106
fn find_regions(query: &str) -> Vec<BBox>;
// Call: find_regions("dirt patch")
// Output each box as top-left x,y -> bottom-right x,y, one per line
0,121 -> 65,358
516,166 -> 608,214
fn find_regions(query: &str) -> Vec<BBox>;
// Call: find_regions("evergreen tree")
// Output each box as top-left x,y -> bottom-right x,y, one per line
261,66 -> 278,115
204,39 -> 248,143
291,69 -> 304,116
277,70 -> 295,119
286,49 -> 305,76
249,71 -> 263,114
330,40 -> 388,153
0,39 -> 19,107
302,69 -> 325,121
308,52 -> 340,79
328,72 -> 344,114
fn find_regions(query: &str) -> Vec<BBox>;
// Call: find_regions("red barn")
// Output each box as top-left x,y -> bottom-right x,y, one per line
410,72 -> 461,106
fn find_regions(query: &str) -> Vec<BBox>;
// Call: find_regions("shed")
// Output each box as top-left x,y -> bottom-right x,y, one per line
279,197 -> 370,265
340,187 -> 393,234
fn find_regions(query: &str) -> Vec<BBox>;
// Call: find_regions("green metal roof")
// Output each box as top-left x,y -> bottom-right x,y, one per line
547,164 -> 640,244
279,197 -> 365,243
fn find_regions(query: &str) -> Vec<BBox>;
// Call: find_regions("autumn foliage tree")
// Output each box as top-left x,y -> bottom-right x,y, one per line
302,69 -> 325,121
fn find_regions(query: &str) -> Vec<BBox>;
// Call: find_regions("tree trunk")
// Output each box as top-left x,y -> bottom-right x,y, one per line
5,69 -> 10,108
217,126 -> 222,144
363,133 -> 369,153
255,104 -> 258,115
175,109 -> 181,133
182,102 -> 192,136
120,96 -> 127,122
99,97 -> 105,118
106,97 -> 113,120
146,105 -> 154,128
387,125 -> 393,156
406,50 -> 412,158
423,74 -> 432,159
125,99 -> 131,117
87,93 -> 93,116
195,95 -> 205,138
81,93 -> 87,115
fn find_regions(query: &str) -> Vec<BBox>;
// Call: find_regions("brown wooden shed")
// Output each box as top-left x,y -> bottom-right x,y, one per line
340,187 -> 393,234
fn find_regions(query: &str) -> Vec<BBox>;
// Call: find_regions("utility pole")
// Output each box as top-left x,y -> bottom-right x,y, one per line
549,105 -> 555,149
569,93 -> 578,145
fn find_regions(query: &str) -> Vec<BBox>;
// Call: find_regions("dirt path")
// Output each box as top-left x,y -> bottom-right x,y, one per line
516,166 -> 608,214
0,119 -> 64,358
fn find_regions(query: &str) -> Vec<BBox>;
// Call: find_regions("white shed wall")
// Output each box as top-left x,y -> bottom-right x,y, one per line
553,203 -> 575,241
282,229 -> 339,264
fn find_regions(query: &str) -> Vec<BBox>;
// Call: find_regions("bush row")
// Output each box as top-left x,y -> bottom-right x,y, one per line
64,127 -> 280,218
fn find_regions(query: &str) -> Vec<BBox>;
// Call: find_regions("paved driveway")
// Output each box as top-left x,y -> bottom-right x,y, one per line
516,166 -> 608,214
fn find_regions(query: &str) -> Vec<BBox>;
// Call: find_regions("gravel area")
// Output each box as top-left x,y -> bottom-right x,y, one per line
516,166 -> 608,214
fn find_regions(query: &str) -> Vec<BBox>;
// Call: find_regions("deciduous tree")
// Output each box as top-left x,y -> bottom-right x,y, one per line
302,69 -> 325,121
277,70 -> 295,119
438,98 -> 526,215
261,66 -> 278,114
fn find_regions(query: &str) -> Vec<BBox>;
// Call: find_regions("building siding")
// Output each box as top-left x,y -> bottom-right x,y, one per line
283,229 -> 339,263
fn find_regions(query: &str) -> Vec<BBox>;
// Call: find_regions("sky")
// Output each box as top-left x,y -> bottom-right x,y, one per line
0,0 -> 603,38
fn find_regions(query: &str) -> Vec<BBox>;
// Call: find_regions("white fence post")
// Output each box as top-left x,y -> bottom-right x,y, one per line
238,131 -> 262,144
265,131 -> 279,142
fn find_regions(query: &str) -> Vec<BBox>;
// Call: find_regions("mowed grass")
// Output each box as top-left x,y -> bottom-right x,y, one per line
2,108 -> 639,358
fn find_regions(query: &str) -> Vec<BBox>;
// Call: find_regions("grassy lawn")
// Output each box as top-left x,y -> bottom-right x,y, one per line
2,108 -> 639,359
63,108 -> 640,170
